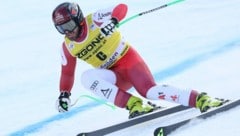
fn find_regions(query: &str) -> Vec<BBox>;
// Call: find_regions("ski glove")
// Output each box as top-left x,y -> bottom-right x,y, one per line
56,91 -> 71,112
100,18 -> 119,36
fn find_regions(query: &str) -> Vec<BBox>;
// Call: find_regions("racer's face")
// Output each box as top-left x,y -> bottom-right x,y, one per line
65,26 -> 80,41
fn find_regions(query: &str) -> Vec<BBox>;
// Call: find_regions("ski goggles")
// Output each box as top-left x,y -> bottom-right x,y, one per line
55,19 -> 77,34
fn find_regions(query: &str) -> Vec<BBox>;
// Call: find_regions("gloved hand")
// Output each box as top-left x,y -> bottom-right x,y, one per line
100,17 -> 119,36
56,91 -> 71,112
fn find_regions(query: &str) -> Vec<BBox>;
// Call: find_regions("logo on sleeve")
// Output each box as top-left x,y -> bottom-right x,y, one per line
97,12 -> 111,20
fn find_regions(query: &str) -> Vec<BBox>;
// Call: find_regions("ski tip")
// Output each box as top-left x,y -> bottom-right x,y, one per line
76,133 -> 87,136
154,127 -> 166,136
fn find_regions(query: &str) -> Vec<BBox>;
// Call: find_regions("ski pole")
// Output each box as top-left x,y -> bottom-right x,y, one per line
118,0 -> 185,27
71,94 -> 116,110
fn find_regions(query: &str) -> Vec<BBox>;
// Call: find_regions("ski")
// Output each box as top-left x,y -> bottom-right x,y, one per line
154,98 -> 240,136
76,104 -> 191,136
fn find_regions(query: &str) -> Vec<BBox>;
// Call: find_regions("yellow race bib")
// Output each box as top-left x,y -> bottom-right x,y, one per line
64,14 -> 129,68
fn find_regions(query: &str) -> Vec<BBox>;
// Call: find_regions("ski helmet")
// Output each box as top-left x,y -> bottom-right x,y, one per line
52,2 -> 84,34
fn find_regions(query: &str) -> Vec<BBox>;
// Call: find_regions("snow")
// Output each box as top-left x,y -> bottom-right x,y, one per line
1,0 -> 240,136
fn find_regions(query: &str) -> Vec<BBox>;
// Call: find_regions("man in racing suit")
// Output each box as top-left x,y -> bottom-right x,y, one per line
52,2 -> 224,118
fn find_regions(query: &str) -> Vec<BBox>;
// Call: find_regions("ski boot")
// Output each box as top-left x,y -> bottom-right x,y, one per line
126,96 -> 157,119
196,92 -> 228,112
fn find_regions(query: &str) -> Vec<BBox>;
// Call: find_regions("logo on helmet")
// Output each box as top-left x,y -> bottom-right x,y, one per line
70,7 -> 78,16
68,3 -> 79,17
55,13 -> 65,24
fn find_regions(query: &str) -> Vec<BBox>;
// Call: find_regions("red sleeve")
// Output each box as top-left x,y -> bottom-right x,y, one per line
59,43 -> 76,93
111,4 -> 128,22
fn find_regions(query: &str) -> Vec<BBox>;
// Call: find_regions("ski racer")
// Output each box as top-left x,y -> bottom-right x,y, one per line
52,2 -> 224,118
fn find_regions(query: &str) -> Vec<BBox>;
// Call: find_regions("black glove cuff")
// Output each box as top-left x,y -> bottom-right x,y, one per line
59,91 -> 71,99
111,17 -> 118,25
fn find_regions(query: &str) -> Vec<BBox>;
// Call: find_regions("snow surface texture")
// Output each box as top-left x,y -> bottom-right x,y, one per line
1,0 -> 240,136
